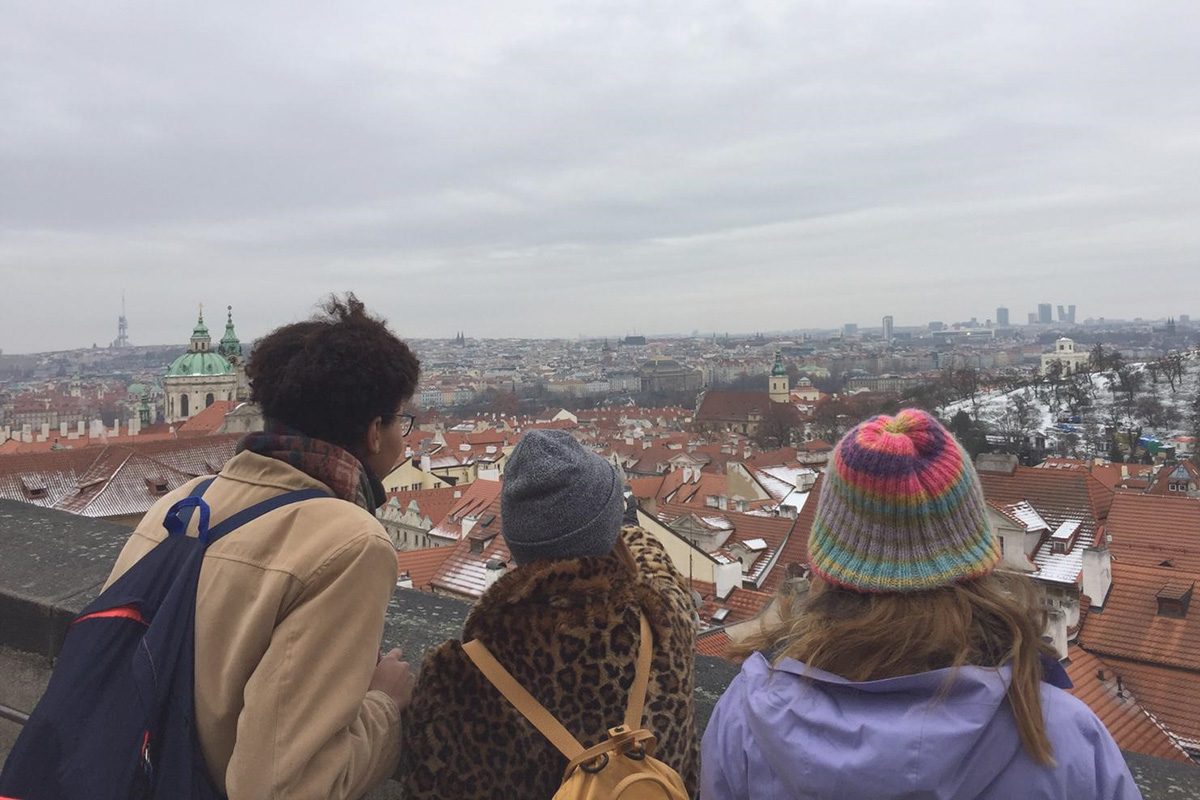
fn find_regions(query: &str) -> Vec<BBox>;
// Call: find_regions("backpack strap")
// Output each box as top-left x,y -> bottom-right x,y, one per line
161,479 -> 329,547
163,478 -> 217,537
200,488 -> 330,545
461,639 -> 586,762
624,613 -> 654,730
461,611 -> 656,760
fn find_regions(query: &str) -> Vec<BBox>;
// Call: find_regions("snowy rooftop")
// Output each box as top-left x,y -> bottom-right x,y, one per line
1034,535 -> 1087,584
1052,519 -> 1083,541
1005,501 -> 1051,532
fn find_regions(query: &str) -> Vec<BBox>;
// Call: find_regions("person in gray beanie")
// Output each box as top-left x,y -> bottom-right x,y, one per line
396,429 -> 700,798
501,429 -> 625,564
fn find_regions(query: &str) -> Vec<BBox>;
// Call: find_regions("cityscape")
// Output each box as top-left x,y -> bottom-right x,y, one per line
3,296 -> 1200,776
4,0 -> 1200,795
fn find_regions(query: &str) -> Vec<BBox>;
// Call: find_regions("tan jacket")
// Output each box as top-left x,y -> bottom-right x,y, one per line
105,451 -> 401,800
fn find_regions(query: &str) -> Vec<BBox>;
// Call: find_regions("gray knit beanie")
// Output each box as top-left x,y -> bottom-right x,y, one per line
501,430 -> 624,565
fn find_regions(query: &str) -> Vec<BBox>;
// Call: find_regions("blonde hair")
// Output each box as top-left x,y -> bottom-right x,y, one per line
733,573 -> 1056,765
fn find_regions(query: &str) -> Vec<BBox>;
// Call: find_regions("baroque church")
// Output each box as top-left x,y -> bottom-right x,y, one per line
163,306 -> 247,423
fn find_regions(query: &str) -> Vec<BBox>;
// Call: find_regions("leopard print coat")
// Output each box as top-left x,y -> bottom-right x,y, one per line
396,526 -> 699,799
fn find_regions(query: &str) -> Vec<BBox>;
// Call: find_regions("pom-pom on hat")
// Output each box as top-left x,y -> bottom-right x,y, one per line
808,408 -> 1000,593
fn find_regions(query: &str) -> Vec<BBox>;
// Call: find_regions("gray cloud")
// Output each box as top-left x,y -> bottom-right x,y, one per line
2,0 -> 1199,351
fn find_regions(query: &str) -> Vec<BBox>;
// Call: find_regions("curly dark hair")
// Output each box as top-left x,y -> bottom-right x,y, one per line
247,294 -> 421,452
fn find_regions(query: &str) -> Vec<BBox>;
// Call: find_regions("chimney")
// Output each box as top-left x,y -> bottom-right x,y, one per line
483,558 -> 508,591
976,453 -> 1018,475
77,420 -> 85,436
395,570 -> 414,590
40,422 -> 51,440
1081,545 -> 1113,609
59,422 -> 68,436
1044,607 -> 1068,660
1121,465 -> 1129,480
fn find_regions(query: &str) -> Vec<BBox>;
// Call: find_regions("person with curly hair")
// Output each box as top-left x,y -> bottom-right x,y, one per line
702,409 -> 1140,800
102,294 -> 421,799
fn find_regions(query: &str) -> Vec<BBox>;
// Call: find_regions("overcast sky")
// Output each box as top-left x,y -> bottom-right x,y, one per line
2,1 -> 1199,353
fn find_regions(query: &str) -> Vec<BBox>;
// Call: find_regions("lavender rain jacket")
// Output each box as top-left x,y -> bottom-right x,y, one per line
701,652 -> 1142,800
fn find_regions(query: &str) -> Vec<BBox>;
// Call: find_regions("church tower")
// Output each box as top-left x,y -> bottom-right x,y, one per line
768,349 -> 790,403
218,305 -> 249,401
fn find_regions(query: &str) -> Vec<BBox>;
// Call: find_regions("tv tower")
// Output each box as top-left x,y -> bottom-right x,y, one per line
113,292 -> 132,348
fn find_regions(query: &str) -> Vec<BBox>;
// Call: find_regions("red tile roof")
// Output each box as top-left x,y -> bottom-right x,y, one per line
696,630 -> 732,658
978,465 -> 1113,551
1105,493 -> 1200,572
0,435 -> 239,519
1065,646 -> 1192,762
387,485 -> 464,528
1146,460 -> 1200,495
696,391 -> 802,426
176,400 -> 236,435
1078,562 -> 1200,671
396,546 -> 456,592
1090,657 -> 1200,752
428,479 -> 503,542
429,527 -> 510,599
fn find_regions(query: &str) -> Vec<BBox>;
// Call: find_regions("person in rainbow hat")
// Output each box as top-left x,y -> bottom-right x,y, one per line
701,408 -> 1141,800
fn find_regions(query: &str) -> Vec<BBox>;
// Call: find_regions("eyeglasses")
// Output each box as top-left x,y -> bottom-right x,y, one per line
391,412 -> 416,436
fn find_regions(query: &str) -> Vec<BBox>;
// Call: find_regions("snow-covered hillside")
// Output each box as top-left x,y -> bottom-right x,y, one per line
944,349 -> 1200,456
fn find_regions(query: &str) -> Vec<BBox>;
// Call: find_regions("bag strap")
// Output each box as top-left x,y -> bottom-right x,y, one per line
462,638 -> 586,760
162,481 -> 329,547
163,478 -> 217,537
625,613 -> 653,730
201,488 -> 329,545
461,611 -> 656,760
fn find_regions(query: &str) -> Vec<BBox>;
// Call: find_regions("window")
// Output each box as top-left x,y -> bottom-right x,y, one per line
180,394 -> 190,418
205,393 -> 215,408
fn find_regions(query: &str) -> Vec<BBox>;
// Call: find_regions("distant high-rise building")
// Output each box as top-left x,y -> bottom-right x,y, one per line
882,315 -> 894,342
1028,313 -> 1038,325
1181,314 -> 1191,324
1038,304 -> 1053,324
928,321 -> 945,332
996,307 -> 1010,327
843,323 -> 859,337
1067,304 -> 1076,323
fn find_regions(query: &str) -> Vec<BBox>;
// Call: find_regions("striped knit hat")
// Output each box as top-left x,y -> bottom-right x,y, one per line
808,408 -> 1000,593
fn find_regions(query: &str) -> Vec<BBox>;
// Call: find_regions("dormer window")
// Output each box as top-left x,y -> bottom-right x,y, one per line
1049,520 -> 1081,555
144,476 -> 169,495
20,474 -> 48,500
1156,582 -> 1193,619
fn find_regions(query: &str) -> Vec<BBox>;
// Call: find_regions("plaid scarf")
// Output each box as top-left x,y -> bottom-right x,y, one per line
238,422 -> 386,511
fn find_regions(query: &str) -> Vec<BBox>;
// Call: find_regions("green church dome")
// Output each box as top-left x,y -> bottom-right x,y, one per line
166,351 -> 234,377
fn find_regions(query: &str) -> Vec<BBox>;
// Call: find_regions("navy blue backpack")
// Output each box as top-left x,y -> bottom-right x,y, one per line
0,478 -> 327,800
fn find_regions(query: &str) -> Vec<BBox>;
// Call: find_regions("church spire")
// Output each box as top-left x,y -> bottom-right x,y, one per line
219,305 -> 243,360
190,306 -> 212,353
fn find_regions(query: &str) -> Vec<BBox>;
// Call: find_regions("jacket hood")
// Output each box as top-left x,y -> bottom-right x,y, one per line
737,652 -> 1072,799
